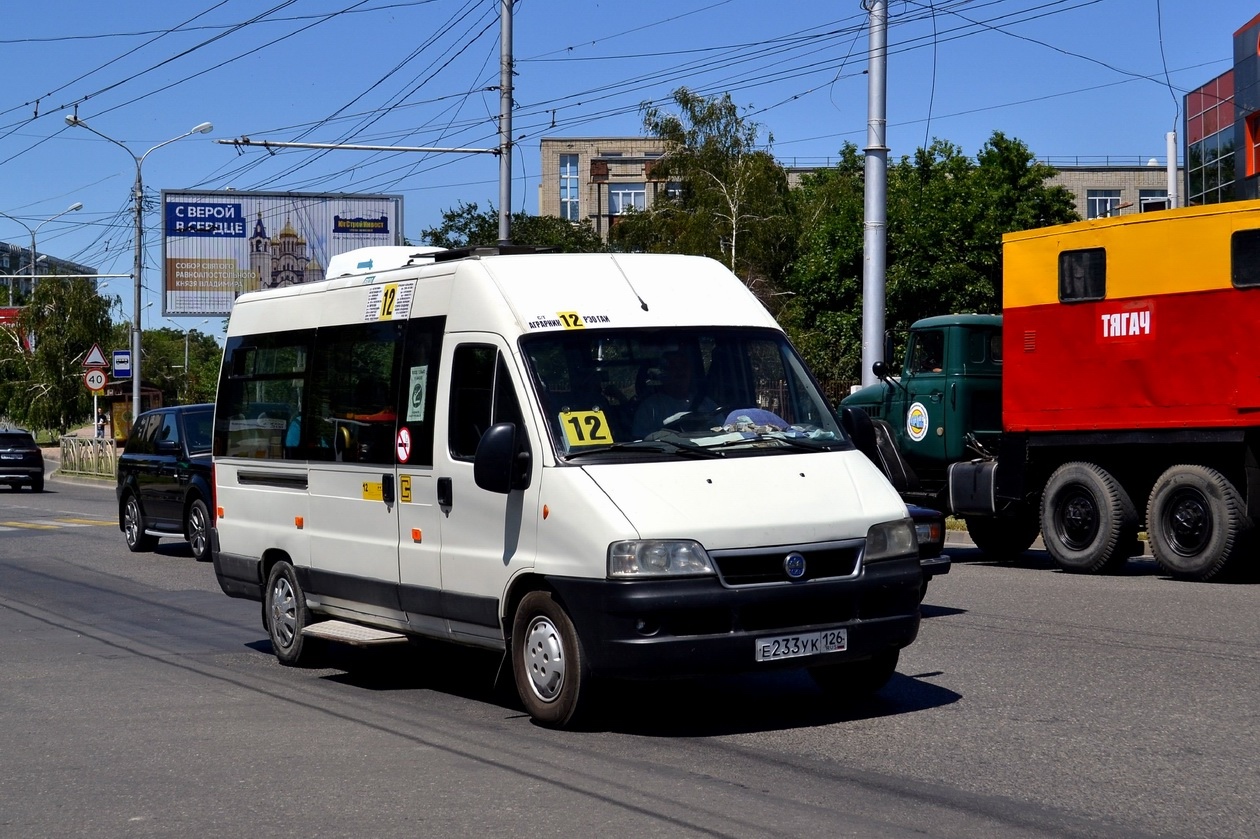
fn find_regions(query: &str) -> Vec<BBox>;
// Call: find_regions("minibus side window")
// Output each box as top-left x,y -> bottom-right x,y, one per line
449,344 -> 527,461
215,330 -> 313,459
397,317 -> 444,468
309,321 -> 404,465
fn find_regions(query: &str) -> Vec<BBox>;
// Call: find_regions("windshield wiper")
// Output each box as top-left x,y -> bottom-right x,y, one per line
705,432 -> 834,452
561,439 -> 722,461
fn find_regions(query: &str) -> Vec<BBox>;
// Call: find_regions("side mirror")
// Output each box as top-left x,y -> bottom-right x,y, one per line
840,406 -> 879,465
872,360 -> 889,381
474,422 -> 532,493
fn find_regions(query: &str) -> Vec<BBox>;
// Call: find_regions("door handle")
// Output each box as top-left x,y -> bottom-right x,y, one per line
951,383 -> 956,409
437,476 -> 452,508
382,474 -> 395,506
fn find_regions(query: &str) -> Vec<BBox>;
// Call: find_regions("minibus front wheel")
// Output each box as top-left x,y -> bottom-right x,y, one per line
511,591 -> 593,728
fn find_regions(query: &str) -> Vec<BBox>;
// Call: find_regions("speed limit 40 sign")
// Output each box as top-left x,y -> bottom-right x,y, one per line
84,369 -> 107,392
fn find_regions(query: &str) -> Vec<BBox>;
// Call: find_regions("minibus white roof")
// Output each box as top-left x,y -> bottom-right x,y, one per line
325,246 -> 445,279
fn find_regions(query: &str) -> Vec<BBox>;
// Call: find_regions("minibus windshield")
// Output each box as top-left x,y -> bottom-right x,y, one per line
520,327 -> 847,459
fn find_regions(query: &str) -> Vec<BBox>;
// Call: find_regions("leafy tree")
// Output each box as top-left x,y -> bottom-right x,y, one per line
0,276 -> 113,435
420,201 -> 604,252
611,88 -> 794,302
783,132 -> 1078,384
141,327 -> 221,407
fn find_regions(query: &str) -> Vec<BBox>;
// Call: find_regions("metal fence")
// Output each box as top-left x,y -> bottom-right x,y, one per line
58,436 -> 117,479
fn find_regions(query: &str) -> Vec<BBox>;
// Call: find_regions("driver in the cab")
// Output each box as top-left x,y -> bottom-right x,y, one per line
633,350 -> 715,437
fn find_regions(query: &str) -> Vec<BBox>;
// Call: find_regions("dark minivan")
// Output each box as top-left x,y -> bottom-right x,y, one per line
116,404 -> 214,560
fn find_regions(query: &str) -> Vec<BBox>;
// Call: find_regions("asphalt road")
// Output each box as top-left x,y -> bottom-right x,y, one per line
0,477 -> 1256,838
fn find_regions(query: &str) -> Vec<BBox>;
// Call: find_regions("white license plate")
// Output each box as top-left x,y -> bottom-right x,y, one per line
755,628 -> 847,662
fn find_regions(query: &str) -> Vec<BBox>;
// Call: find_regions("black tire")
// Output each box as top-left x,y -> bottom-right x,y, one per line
122,493 -> 158,552
809,648 -> 899,698
31,476 -> 43,493
1146,465 -> 1249,582
186,498 -> 211,562
1040,462 -> 1137,574
965,510 -> 1040,559
511,591 -> 593,728
265,562 -> 319,666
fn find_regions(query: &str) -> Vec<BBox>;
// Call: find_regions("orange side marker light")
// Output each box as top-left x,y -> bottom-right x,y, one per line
216,507 -> 224,518
294,516 -> 304,529
411,528 -> 422,543
542,504 -> 550,520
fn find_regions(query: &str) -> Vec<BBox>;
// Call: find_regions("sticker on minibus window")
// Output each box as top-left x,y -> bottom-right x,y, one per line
560,409 -> 614,447
364,280 -> 416,322
406,365 -> 428,421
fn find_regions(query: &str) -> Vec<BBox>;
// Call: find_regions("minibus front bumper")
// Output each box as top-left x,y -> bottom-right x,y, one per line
545,556 -> 921,678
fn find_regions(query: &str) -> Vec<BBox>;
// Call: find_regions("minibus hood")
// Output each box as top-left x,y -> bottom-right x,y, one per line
580,450 -> 906,550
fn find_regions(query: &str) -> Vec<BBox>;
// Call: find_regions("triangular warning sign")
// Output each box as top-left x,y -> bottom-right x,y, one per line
83,343 -> 108,368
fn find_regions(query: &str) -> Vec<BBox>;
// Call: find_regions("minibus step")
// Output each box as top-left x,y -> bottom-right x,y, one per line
301,620 -> 408,645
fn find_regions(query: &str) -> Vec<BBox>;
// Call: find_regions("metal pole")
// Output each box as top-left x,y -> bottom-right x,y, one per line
1166,131 -> 1179,209
131,162 -> 144,423
497,0 -> 513,246
861,0 -> 889,388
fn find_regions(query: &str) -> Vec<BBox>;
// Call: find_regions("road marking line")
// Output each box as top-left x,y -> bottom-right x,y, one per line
0,521 -> 59,530
51,518 -> 114,526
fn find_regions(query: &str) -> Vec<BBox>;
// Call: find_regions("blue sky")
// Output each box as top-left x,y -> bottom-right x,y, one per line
1,0 -> 1256,331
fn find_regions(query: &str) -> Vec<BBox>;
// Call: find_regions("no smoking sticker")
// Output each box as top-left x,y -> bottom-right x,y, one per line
396,426 -> 412,463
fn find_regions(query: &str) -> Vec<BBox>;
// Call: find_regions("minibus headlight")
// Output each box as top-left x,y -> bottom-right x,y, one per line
608,540 -> 715,578
864,518 -> 918,563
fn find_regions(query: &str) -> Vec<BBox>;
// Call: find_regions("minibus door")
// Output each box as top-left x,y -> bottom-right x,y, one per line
433,338 -> 540,645
305,320 -> 407,621
393,317 -> 446,636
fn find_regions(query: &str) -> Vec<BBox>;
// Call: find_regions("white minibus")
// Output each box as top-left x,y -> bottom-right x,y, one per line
211,246 -> 922,727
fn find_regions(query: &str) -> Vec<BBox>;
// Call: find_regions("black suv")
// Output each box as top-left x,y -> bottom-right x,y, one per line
116,404 -> 214,560
0,429 -> 44,492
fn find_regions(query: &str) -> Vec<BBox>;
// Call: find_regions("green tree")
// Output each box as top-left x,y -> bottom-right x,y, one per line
783,132 -> 1078,384
0,276 -> 113,435
141,327 -> 222,407
612,88 -> 794,302
420,201 -> 604,252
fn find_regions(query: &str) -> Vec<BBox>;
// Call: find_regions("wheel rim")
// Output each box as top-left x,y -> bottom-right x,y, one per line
188,504 -> 208,558
1162,488 -> 1212,556
522,615 -> 566,703
270,576 -> 298,649
1056,487 -> 1100,550
124,498 -> 142,547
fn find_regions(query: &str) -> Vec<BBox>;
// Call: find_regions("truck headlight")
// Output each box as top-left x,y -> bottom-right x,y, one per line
608,540 -> 716,578
864,518 -> 918,563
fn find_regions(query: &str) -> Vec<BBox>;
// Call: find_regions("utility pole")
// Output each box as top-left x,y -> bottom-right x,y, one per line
498,0 -> 514,246
861,0 -> 889,388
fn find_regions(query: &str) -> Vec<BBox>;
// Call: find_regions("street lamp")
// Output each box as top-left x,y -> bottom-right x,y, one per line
0,201 -> 83,306
65,114 -> 213,422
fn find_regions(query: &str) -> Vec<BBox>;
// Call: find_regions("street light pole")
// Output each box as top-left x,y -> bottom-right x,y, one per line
65,115 -> 213,424
0,202 -> 83,306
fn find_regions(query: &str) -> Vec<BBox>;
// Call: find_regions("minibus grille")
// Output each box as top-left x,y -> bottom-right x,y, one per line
709,540 -> 863,586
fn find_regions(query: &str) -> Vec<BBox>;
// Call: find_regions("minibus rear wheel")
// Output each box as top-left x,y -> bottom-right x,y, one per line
511,591 -> 592,728
266,561 -> 319,666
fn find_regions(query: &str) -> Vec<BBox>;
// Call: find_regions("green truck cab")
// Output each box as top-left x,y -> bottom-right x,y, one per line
842,314 -> 1040,556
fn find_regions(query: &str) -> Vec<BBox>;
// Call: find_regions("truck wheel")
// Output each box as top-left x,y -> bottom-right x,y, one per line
964,511 -> 1039,559
265,562 -> 321,666
511,591 -> 593,728
1146,465 -> 1248,581
1041,462 -> 1137,573
809,649 -> 899,698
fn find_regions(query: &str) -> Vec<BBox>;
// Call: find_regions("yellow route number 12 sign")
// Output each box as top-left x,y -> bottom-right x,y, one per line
559,410 -> 614,447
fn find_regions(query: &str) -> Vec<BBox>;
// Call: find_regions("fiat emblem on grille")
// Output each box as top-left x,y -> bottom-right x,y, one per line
784,552 -> 806,579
